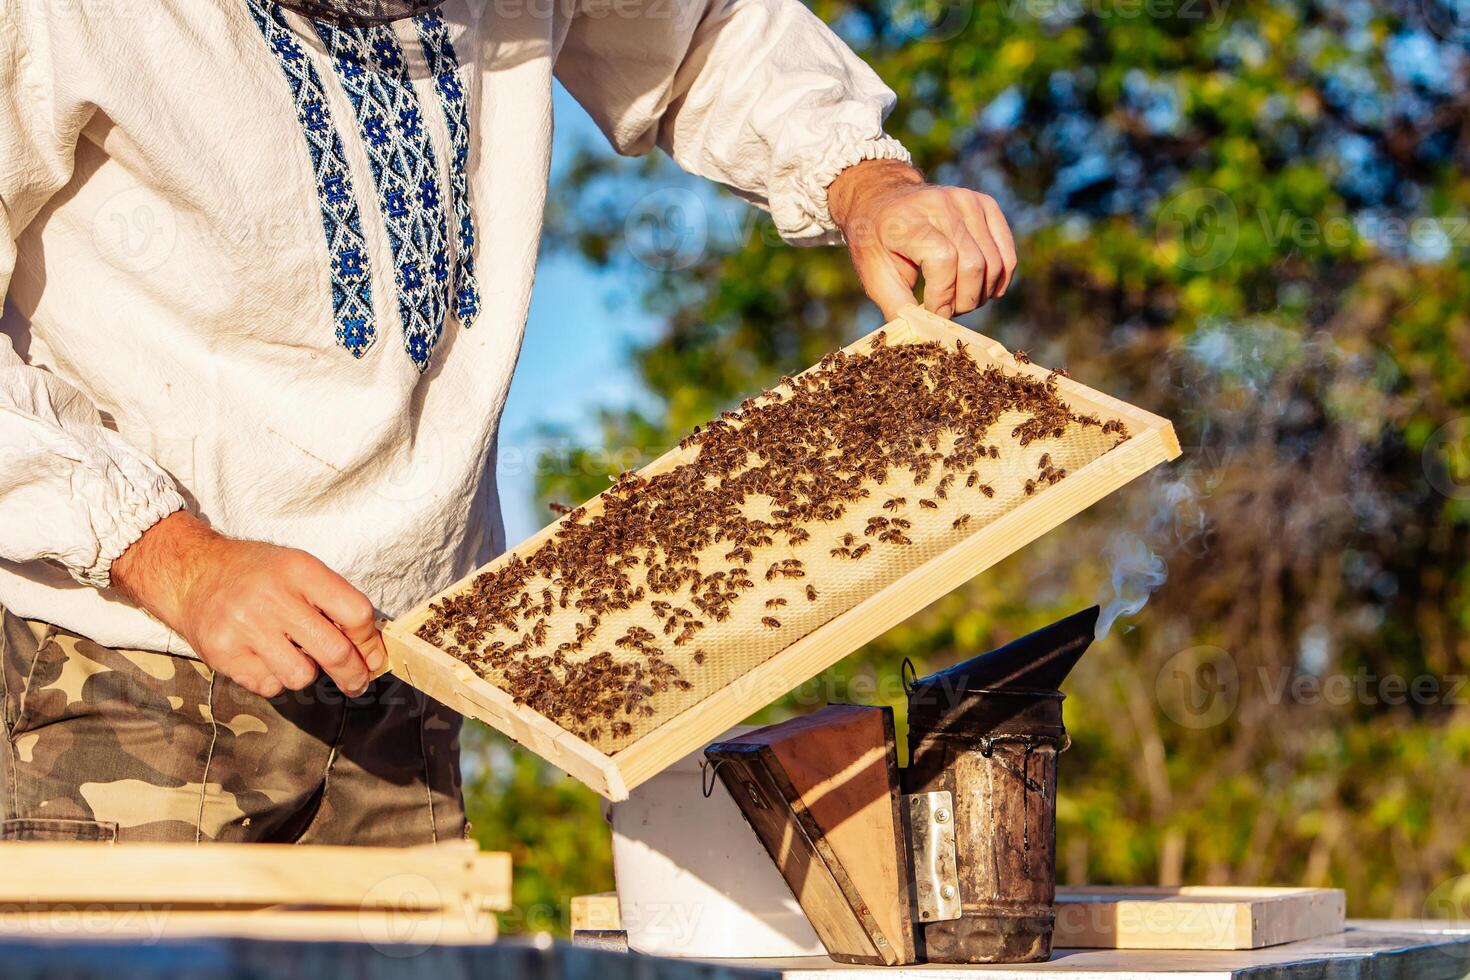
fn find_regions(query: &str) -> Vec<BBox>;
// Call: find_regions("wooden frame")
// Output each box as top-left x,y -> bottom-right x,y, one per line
1053,886 -> 1346,950
383,306 -> 1181,801
573,887 -> 1347,954
0,840 -> 511,944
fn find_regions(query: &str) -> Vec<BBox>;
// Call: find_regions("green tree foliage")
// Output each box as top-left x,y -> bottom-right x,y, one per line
476,0 -> 1470,929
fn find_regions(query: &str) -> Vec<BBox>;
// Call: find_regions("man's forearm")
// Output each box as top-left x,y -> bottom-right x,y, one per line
111,510 -> 218,627
828,159 -> 925,230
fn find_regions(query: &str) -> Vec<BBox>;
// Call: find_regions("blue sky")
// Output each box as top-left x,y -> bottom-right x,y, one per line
496,85 -> 660,545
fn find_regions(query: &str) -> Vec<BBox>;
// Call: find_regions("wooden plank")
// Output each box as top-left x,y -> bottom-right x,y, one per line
0,842 -> 511,912
384,629 -> 628,800
707,706 -> 913,965
0,908 -> 499,945
570,892 -> 622,933
1053,886 -> 1346,950
385,308 -> 1180,800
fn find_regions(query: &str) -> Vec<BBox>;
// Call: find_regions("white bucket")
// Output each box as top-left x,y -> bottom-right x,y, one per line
607,726 -> 826,958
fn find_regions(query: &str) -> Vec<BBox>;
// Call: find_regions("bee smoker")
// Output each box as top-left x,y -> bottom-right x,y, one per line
903,606 -> 1098,963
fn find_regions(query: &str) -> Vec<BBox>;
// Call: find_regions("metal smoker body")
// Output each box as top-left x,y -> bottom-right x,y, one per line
904,606 -> 1098,963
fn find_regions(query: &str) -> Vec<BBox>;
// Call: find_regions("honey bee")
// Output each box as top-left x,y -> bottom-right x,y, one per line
762,617 -> 782,629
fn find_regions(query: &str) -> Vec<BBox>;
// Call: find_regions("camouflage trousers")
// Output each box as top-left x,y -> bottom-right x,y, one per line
0,606 -> 466,844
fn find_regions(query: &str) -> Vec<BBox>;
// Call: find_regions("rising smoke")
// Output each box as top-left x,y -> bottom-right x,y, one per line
1094,476 -> 1208,640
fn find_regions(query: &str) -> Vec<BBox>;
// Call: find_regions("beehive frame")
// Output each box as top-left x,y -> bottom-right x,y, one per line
382,307 -> 1180,800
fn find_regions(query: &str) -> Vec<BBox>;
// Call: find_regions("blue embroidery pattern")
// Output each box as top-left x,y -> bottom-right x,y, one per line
414,11 -> 480,328
314,18 -> 451,371
244,0 -> 377,357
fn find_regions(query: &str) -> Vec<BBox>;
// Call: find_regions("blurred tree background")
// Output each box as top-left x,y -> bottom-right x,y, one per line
466,0 -> 1470,930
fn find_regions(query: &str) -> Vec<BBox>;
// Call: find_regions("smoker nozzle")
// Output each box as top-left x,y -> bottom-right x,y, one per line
907,606 -> 1099,700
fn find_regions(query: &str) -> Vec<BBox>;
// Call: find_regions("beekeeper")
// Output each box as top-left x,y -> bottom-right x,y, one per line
0,0 -> 1016,844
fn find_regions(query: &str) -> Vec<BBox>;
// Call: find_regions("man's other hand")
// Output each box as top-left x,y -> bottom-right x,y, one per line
111,512 -> 385,697
828,159 -> 1017,321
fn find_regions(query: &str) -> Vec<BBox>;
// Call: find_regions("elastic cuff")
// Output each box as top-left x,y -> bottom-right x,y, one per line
780,135 -> 913,246
77,490 -> 187,590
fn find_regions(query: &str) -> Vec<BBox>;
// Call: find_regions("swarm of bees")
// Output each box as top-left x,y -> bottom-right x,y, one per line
417,333 -> 1129,750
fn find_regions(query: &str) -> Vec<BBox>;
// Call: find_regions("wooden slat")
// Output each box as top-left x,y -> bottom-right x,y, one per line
0,908 -> 499,945
0,841 -> 511,912
1053,886 -> 1346,950
570,892 -> 622,933
569,886 -> 1347,954
385,307 -> 1180,801
384,630 -> 627,800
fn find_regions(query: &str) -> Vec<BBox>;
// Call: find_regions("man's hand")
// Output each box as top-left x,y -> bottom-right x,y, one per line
111,511 -> 385,698
828,160 -> 1017,321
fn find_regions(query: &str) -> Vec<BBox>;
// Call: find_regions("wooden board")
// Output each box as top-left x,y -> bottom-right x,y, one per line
571,892 -> 622,933
382,306 -> 1180,801
0,840 -> 511,944
705,706 -> 914,966
570,886 -> 1348,956
0,907 -> 499,945
1053,886 -> 1346,950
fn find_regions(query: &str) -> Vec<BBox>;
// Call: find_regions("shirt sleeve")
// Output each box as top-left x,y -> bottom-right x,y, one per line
0,6 -> 185,589
554,0 -> 912,246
